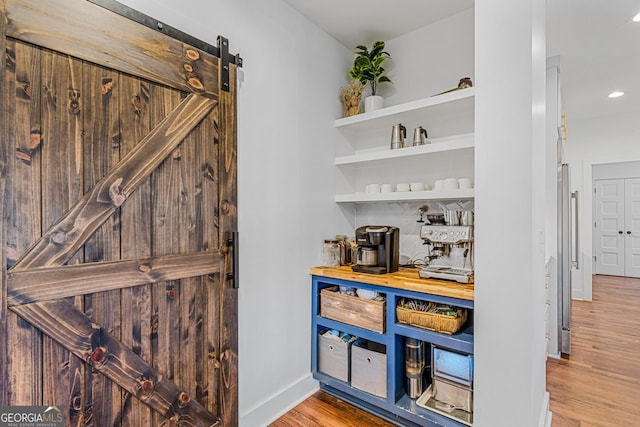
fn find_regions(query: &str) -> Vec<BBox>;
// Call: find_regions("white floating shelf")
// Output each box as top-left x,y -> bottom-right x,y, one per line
335,133 -> 474,166
335,189 -> 475,203
334,87 -> 474,132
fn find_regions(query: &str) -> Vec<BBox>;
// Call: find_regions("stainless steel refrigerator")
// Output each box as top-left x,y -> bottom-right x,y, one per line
557,163 -> 578,355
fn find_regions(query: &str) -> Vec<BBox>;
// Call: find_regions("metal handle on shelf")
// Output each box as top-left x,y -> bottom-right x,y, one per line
571,191 -> 579,269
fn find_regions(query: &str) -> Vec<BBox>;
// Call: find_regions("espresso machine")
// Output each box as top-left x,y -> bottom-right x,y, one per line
419,221 -> 474,283
352,226 -> 399,274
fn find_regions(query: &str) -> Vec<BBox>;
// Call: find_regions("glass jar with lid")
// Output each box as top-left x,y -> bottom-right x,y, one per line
322,239 -> 340,267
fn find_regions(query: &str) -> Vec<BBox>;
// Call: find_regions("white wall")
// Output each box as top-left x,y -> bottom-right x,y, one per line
384,9 -> 475,105
475,0 -> 550,426
564,111 -> 640,300
545,62 -> 560,356
117,0 -> 353,425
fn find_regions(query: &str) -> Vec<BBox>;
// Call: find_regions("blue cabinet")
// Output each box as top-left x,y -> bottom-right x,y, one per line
311,274 -> 474,427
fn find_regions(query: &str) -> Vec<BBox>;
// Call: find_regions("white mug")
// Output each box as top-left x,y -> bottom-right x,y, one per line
458,178 -> 473,189
434,180 -> 445,191
381,183 -> 394,193
366,183 -> 381,193
396,183 -> 410,192
444,178 -> 459,190
410,182 -> 425,192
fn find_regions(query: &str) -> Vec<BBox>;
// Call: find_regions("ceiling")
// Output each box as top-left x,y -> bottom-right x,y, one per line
284,0 -> 640,122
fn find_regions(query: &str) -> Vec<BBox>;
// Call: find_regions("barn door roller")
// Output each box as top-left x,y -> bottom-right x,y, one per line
87,0 -> 242,90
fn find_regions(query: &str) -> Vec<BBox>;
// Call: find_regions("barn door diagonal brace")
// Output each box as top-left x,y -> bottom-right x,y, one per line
10,300 -> 221,426
10,94 -> 216,271
87,0 -> 242,70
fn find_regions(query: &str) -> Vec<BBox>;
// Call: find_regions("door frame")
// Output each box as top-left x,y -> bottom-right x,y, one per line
580,160 -> 640,298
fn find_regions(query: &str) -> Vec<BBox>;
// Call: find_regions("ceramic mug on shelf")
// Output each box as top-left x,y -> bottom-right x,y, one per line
458,178 -> 473,189
434,180 -> 445,191
366,184 -> 381,194
410,182 -> 425,192
381,183 -> 394,193
444,178 -> 459,190
396,183 -> 410,192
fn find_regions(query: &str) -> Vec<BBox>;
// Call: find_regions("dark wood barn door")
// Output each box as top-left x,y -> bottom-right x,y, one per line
0,0 -> 238,425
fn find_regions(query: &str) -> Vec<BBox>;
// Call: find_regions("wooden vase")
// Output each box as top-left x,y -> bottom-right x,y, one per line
343,95 -> 362,117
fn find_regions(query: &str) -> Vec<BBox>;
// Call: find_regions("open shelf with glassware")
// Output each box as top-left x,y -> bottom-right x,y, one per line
333,88 -> 475,204
311,274 -> 474,427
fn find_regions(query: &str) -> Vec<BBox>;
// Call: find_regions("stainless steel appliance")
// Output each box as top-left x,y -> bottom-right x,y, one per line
390,124 -> 406,149
355,246 -> 377,266
352,226 -> 399,274
432,346 -> 473,387
558,163 -> 578,355
419,224 -> 473,283
430,346 -> 473,413
405,338 -> 427,399
412,126 -> 428,146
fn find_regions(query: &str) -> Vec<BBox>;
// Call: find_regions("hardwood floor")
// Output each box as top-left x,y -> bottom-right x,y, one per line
547,274 -> 640,426
269,390 -> 395,427
272,275 -> 640,427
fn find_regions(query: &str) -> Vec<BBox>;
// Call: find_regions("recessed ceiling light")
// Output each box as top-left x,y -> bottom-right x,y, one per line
633,12 -> 640,22
608,91 -> 625,98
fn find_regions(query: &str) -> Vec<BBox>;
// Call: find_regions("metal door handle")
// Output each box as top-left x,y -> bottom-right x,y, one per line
627,231 -> 632,235
619,231 -> 623,234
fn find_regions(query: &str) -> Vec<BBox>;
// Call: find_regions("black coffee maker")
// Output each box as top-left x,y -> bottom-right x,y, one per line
352,226 -> 400,274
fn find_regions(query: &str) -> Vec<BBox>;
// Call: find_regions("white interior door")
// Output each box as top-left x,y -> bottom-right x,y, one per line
595,179 -> 625,275
625,178 -> 640,278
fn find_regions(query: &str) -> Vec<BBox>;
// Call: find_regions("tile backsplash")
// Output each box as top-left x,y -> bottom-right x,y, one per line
354,200 -> 474,265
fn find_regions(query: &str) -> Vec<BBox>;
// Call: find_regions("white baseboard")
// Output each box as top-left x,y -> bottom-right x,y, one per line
240,373 -> 318,427
571,288 -> 584,300
539,391 -> 552,427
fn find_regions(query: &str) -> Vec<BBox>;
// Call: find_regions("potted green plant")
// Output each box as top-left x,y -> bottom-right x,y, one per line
349,40 -> 392,112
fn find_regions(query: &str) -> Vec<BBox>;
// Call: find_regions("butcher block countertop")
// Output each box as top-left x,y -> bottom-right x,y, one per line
309,266 -> 474,301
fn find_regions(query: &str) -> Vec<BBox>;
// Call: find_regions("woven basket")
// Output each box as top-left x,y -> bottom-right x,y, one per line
396,303 -> 467,335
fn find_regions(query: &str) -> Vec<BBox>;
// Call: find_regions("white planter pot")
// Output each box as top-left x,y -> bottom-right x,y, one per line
364,95 -> 384,112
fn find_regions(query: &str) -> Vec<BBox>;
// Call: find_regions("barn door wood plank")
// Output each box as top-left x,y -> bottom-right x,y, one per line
178,102 -> 208,406
4,38 -> 43,406
217,60 -> 239,426
8,252 -> 223,305
150,85 -> 185,426
119,72 -> 152,427
180,120 -> 198,404
82,64 -> 122,426
10,300 -> 220,426
0,0 -> 10,405
11,93 -> 216,271
40,46 -> 85,425
195,103 -> 224,413
5,0 -> 220,98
